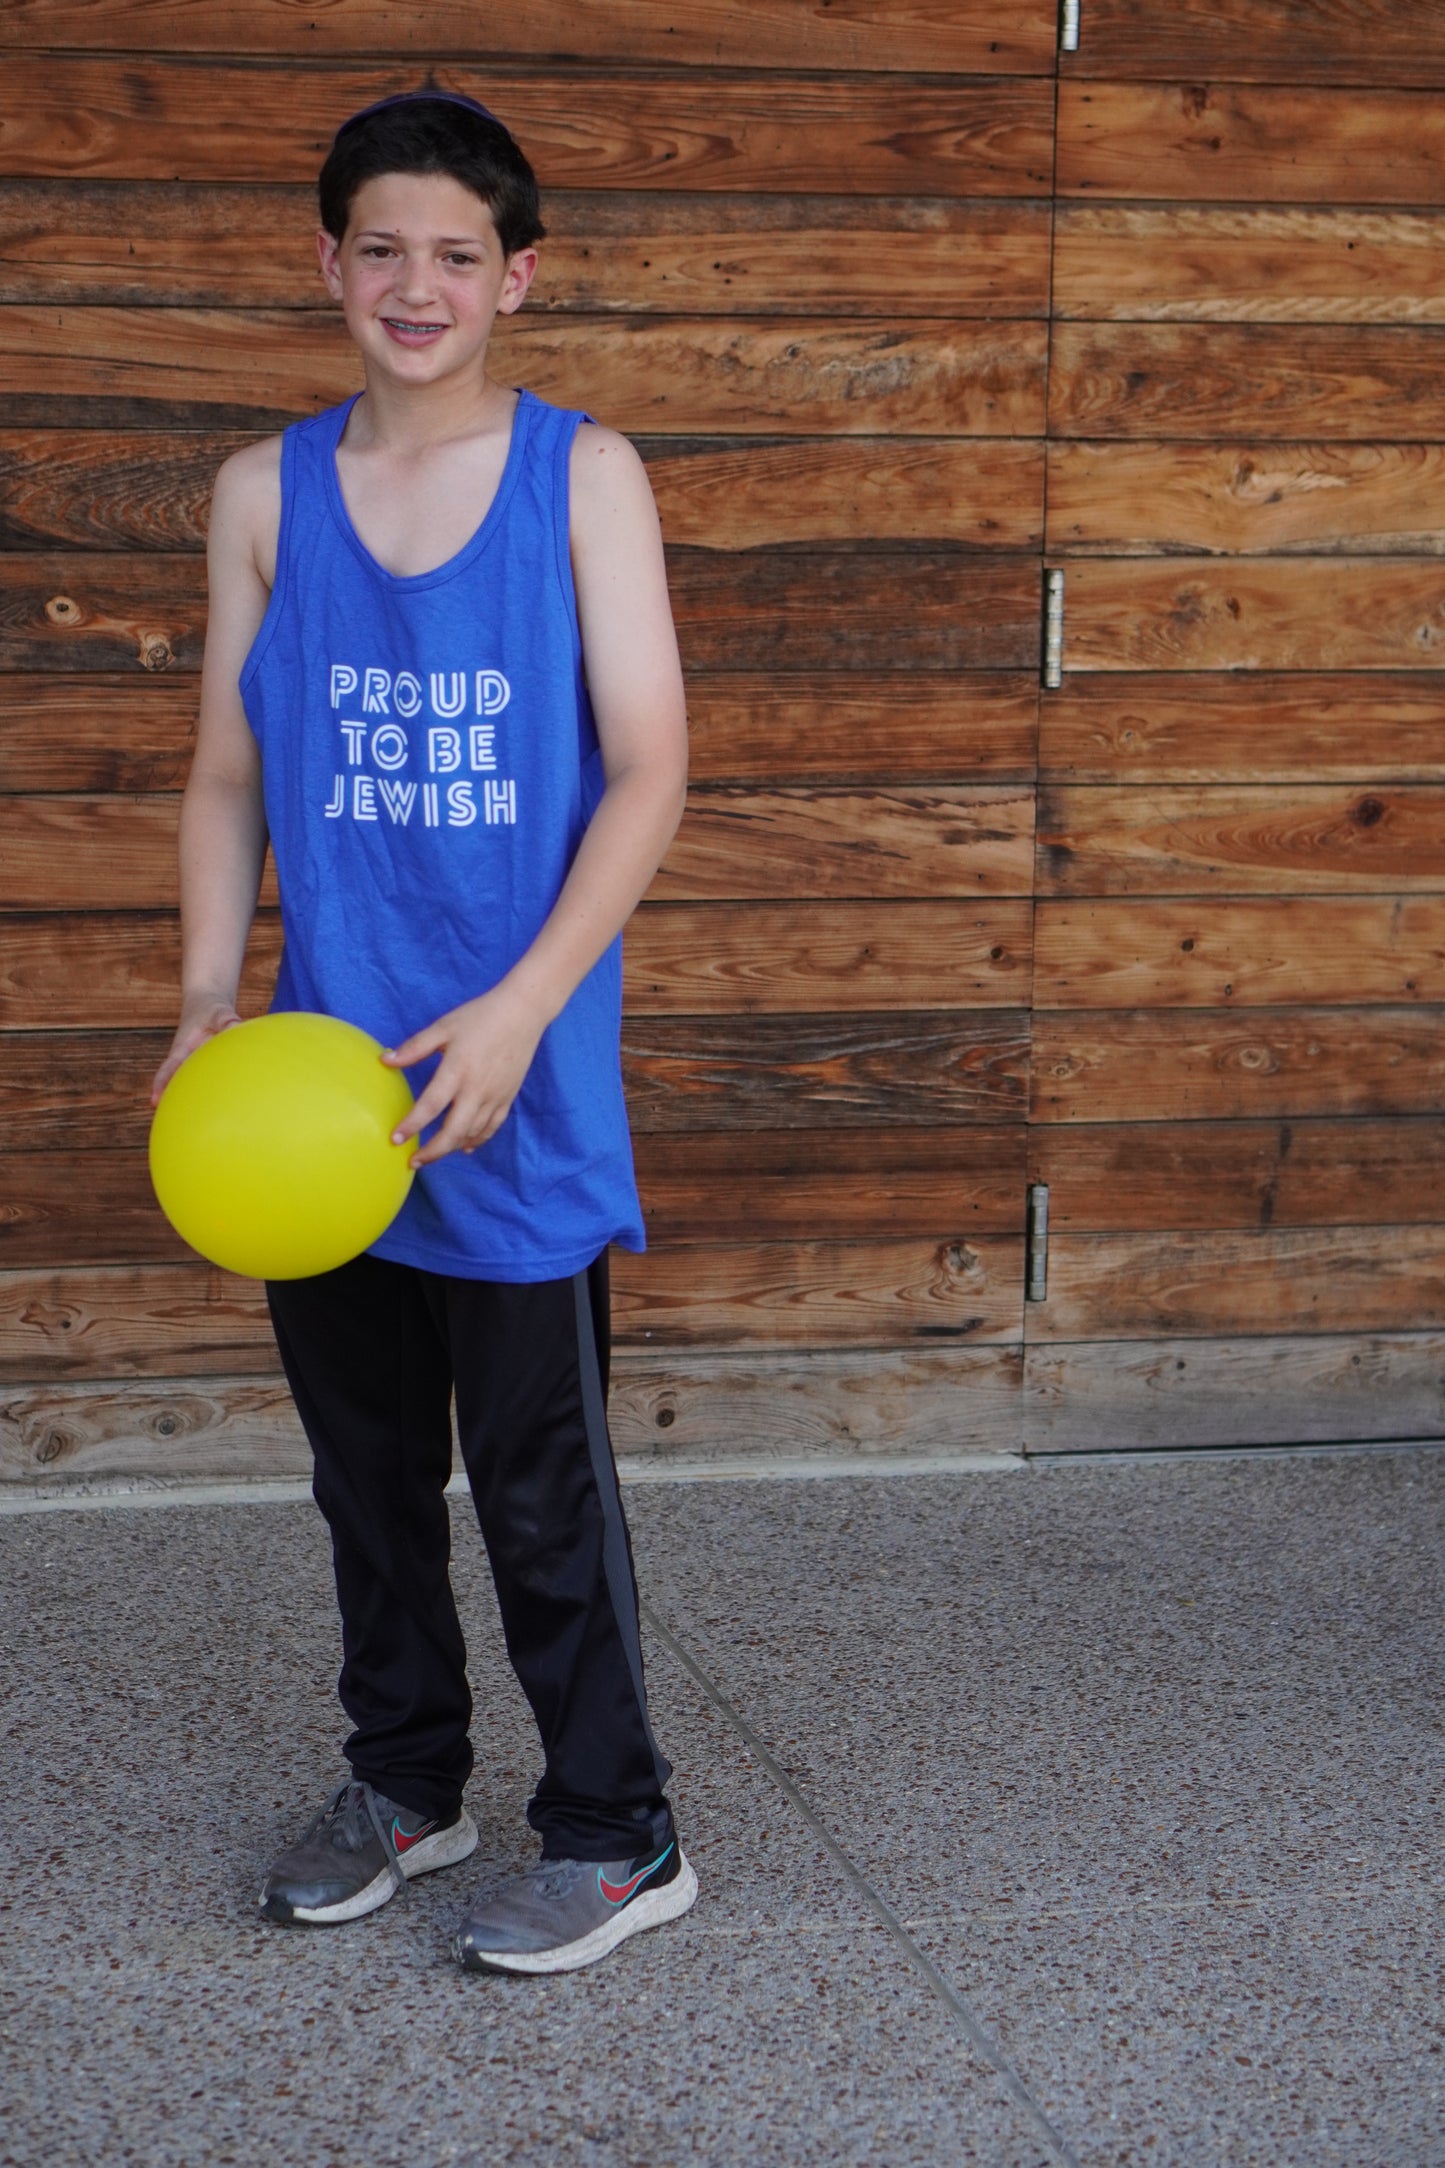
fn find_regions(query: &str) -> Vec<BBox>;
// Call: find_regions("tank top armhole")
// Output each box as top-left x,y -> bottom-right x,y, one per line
238,423 -> 299,701
551,406 -> 594,663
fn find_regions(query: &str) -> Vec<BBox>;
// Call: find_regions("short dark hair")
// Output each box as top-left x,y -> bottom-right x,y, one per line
318,93 -> 545,256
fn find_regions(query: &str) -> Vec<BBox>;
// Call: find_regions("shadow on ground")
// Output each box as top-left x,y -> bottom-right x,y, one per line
3,1450 -> 1442,2165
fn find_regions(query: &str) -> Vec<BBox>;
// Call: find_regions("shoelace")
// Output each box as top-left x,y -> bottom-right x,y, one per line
529,1859 -> 589,1901
306,1779 -> 408,1898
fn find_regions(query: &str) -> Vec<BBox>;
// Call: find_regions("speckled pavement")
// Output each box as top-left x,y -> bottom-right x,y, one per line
3,1448 -> 1442,2166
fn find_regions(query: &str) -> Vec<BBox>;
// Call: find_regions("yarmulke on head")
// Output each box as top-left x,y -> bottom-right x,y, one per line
335,87 -> 502,134
318,89 -> 545,255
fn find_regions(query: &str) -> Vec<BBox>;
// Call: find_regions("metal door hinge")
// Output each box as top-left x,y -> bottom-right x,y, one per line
1060,0 -> 1080,53
1026,1183 -> 1050,1302
1043,569 -> 1064,690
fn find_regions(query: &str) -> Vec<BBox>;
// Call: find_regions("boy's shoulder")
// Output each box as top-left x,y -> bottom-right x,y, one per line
567,420 -> 656,537
216,431 -> 284,489
209,433 -> 284,583
569,417 -> 642,474
211,431 -> 283,524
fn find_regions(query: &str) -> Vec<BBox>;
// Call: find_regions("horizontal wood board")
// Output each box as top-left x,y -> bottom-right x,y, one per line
0,309 -> 1049,435
1034,899 -> 1445,1009
0,63 -> 1057,191
0,430 -> 1046,553
1058,83 -> 1445,200
0,1238 -> 1027,1380
1053,208 -> 1445,324
0,5 -> 1060,71
1058,559 -> 1445,672
1024,1334 -> 1445,1451
0,184 -> 1053,315
1029,1117 -> 1445,1232
1038,676 -> 1445,783
27,1114 -> 1437,1272
1031,1008 -> 1445,1124
0,550 -> 1045,675
1049,326 -> 1445,441
1036,784 -> 1445,896
0,904 -> 1034,1027
1060,2 -> 1445,86
0,1018 -> 1031,1148
1047,444 -> 1445,557
0,1128 -> 1028,1267
0,787 -> 1036,910
1027,1226 -> 1445,1342
0,674 -> 1041,792
0,1346 -> 1027,1484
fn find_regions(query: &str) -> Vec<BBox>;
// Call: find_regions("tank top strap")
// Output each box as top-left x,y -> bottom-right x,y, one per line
276,397 -> 357,585
510,396 -> 595,633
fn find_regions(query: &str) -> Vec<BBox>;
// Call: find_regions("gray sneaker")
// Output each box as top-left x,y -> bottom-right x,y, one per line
454,1838 -> 698,1975
259,1778 -> 478,1926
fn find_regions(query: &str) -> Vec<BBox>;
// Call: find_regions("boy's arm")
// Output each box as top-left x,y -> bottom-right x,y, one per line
149,441 -> 279,1104
387,425 -> 688,1165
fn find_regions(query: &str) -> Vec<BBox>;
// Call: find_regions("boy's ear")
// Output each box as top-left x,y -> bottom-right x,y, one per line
317,227 -> 345,300
497,247 -> 539,318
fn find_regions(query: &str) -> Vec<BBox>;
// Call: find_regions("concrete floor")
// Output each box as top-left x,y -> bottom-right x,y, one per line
2,1447 -> 1442,2166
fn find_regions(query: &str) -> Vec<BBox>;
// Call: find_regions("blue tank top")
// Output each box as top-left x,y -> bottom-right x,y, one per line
239,390 -> 645,1282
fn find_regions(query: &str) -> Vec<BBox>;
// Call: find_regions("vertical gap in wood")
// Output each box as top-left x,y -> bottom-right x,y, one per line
1024,0 -> 1068,1375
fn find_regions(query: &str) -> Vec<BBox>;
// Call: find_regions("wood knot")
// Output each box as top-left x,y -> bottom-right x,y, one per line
34,1430 -> 67,1465
140,634 -> 174,671
1351,796 -> 1385,829
45,594 -> 83,625
654,1403 -> 676,1430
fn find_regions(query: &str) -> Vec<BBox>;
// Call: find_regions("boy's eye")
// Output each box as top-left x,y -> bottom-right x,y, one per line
444,253 -> 479,267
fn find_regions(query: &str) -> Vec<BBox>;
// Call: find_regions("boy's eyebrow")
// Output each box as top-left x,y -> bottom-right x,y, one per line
353,227 -> 492,246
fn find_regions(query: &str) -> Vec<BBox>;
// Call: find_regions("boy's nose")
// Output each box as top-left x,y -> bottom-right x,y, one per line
393,260 -> 439,303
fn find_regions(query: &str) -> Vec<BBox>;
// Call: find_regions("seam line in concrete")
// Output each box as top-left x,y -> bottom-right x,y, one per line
0,1454 -> 1025,1516
641,1597 -> 1082,2168
6,1436 -> 1441,1516
1028,1437 -> 1445,1470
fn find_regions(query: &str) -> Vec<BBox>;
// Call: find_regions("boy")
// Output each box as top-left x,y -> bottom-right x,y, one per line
150,90 -> 695,1975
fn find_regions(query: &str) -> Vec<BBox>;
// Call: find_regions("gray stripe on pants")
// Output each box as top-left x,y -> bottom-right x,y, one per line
572,1270 -> 671,1793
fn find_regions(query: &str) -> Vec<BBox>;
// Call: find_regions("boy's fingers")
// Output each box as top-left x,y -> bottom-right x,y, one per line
414,1099 -> 512,1165
391,1065 -> 472,1146
148,1026 -> 218,1105
384,1023 -> 445,1067
392,1092 -> 442,1145
409,1107 -> 475,1167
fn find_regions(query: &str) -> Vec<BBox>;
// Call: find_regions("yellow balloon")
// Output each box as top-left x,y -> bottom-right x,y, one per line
149,1012 -> 416,1280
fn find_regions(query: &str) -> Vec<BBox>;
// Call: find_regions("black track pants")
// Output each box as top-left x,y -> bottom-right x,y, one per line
265,1250 -> 673,1862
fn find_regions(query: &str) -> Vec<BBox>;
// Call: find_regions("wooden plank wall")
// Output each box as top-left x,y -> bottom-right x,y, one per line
8,1 -> 1440,1479
1029,1 -> 1445,1447
0,1 -> 1056,1480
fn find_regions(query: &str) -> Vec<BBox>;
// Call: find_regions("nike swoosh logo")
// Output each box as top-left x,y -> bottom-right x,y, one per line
598,1843 -> 673,1906
392,1818 -> 437,1855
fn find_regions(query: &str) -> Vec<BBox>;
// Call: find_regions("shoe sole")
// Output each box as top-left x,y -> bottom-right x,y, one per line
455,1851 -> 699,1975
261,1809 -> 480,1926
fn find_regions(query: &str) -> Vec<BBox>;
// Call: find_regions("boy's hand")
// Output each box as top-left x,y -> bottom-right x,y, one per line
149,997 -> 243,1108
383,981 -> 547,1167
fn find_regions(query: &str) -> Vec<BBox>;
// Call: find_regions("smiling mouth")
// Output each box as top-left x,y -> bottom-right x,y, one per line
383,318 -> 447,336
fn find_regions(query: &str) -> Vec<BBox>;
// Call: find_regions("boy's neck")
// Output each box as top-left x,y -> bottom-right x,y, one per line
346,365 -> 515,456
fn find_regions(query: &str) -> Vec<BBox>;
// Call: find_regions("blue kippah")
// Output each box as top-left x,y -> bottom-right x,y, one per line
334,89 -> 502,139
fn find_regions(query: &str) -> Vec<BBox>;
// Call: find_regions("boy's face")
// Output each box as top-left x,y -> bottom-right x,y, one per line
318,171 -> 537,390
